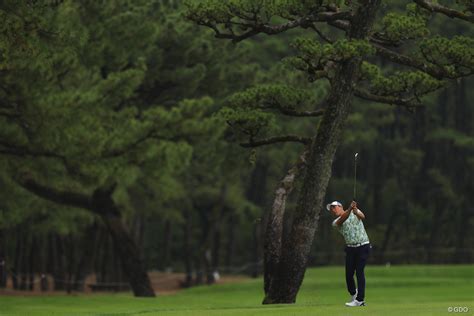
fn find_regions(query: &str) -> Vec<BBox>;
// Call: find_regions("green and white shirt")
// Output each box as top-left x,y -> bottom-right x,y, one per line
332,210 -> 370,245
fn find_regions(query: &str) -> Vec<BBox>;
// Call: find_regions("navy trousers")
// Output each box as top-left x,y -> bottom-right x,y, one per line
345,243 -> 371,301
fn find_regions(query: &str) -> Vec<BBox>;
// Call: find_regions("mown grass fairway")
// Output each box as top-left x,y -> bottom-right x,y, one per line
1,265 -> 472,316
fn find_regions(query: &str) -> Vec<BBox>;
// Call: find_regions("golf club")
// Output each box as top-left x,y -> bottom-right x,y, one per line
353,152 -> 358,202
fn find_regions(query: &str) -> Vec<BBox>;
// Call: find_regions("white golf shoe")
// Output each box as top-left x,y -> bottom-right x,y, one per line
345,299 -> 366,307
349,289 -> 358,302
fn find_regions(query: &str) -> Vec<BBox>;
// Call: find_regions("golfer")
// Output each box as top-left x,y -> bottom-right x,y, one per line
327,200 -> 371,307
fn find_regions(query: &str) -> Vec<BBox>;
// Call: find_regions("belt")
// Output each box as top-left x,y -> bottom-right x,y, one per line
346,241 -> 370,247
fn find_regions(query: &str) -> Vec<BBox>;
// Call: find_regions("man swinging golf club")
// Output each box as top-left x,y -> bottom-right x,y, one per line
327,153 -> 371,307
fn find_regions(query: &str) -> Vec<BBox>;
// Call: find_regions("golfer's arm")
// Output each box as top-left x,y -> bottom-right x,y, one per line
354,208 -> 365,220
335,209 -> 351,226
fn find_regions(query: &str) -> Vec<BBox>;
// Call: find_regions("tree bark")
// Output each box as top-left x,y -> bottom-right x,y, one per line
263,0 -> 381,304
91,184 -> 155,297
263,148 -> 308,295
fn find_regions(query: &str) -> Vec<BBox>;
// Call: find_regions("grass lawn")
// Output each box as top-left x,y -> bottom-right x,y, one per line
1,265 -> 473,316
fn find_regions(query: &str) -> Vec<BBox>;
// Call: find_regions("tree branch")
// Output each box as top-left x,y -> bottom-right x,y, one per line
414,0 -> 474,23
15,175 -> 92,210
103,128 -> 157,158
308,24 -> 334,43
277,108 -> 325,117
240,135 -> 311,148
373,44 -> 450,79
329,19 -> 402,47
260,102 -> 325,117
0,140 -> 68,163
354,88 -> 421,108
198,10 -> 352,43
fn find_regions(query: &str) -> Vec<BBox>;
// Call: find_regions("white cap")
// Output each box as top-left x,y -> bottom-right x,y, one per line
326,201 -> 342,211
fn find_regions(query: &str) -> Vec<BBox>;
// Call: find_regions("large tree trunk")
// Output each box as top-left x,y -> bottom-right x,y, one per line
263,0 -> 381,304
92,184 -> 155,297
263,148 -> 308,294
17,177 -> 155,297
99,213 -> 154,296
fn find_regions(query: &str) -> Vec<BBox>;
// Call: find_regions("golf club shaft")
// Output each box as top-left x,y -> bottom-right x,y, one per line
353,153 -> 358,201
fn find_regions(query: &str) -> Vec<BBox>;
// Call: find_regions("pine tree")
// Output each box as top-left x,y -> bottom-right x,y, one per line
186,0 -> 474,303
0,0 -> 253,296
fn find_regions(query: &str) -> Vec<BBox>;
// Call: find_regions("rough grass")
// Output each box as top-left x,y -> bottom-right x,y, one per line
1,265 -> 472,316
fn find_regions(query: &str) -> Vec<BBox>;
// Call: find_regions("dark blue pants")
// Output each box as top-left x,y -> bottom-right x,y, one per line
345,244 -> 371,301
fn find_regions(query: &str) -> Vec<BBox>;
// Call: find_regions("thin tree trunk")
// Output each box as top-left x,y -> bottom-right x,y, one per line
94,228 -> 106,284
204,248 -> 214,284
19,234 -> 29,291
12,234 -> 22,290
28,237 -> 36,291
182,208 -> 193,287
263,0 -> 381,304
73,224 -> 97,291
195,185 -> 227,285
224,212 -> 235,273
194,256 -> 203,285
133,215 -> 144,250
39,235 -> 49,292
162,220 -> 172,270
212,224 -> 221,276
427,205 -> 443,263
379,208 -> 396,259
0,229 -> 6,288
453,78 -> 472,263
251,221 -> 262,278
65,235 -> 76,293
52,234 -> 66,291
245,161 -> 268,279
